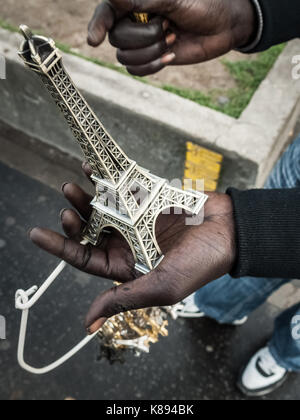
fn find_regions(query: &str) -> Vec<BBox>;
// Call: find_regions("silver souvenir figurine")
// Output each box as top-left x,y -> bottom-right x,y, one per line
18,25 -> 207,274
15,26 -> 208,371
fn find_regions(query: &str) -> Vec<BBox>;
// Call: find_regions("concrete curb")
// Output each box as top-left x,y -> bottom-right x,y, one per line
0,28 -> 300,189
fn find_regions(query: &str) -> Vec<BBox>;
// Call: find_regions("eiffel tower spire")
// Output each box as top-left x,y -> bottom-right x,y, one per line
19,26 -> 208,274
19,26 -> 132,184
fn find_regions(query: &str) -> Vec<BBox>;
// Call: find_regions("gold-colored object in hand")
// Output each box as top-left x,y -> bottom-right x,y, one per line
133,13 -> 149,23
99,307 -> 169,360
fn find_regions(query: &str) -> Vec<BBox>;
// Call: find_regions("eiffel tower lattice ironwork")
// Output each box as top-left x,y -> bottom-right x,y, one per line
19,25 -> 208,274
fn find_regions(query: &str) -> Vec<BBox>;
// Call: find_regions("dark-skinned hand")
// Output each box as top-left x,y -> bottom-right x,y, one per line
87,0 -> 256,76
29,164 -> 236,334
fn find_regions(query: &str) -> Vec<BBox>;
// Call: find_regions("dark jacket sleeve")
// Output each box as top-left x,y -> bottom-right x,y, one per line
227,188 -> 300,279
252,0 -> 300,52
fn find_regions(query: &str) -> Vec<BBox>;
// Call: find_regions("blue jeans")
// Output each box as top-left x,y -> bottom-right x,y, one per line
195,136 -> 300,372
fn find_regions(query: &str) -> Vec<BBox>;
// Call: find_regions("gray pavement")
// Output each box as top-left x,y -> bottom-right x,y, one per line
0,160 -> 300,400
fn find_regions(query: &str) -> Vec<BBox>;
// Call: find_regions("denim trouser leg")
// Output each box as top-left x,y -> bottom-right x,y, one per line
270,304 -> 300,372
195,136 -> 300,371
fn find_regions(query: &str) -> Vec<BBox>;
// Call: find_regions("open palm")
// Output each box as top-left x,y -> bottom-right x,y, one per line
30,165 -> 236,332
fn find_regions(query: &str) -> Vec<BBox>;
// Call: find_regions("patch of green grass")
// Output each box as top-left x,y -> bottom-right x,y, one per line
221,44 -> 286,117
0,17 -> 285,118
162,84 -> 217,110
163,44 -> 285,118
0,18 -> 19,33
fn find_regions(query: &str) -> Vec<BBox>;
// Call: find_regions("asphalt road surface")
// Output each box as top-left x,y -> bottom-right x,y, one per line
0,161 -> 299,400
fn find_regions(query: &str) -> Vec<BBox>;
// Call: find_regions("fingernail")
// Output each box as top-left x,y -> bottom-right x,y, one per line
161,52 -> 176,65
61,182 -> 69,193
88,30 -> 100,47
82,161 -> 88,170
166,33 -> 176,47
162,20 -> 169,31
27,228 -> 34,237
60,208 -> 68,220
87,317 -> 107,335
87,31 -> 96,44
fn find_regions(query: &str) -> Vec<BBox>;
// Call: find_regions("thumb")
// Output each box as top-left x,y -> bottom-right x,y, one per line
88,0 -> 175,47
85,268 -> 177,334
88,2 -> 118,47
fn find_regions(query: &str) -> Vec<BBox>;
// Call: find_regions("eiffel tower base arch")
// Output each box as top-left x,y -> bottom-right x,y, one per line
83,183 -> 207,274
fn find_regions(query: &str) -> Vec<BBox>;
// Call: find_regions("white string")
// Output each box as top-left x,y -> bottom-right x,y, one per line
15,240 -> 101,375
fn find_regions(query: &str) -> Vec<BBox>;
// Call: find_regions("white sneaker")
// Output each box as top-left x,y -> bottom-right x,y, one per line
174,294 -> 248,326
174,294 -> 205,318
238,347 -> 289,397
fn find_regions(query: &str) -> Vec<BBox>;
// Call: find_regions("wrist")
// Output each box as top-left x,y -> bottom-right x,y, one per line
223,195 -> 238,273
231,0 -> 257,49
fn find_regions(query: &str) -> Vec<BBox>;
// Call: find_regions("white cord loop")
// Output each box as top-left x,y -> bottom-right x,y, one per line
15,239 -> 101,375
15,286 -> 39,310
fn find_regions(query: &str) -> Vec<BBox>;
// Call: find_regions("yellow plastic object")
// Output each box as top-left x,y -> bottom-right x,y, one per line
184,142 -> 223,192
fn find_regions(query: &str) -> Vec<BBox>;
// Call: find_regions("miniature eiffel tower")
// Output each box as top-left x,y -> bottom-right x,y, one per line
18,26 -> 207,274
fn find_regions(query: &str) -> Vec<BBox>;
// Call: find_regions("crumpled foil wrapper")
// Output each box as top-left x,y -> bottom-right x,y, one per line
97,307 -> 174,363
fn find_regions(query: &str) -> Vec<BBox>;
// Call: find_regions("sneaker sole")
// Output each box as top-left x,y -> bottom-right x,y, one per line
237,369 -> 289,397
176,311 -> 248,325
232,316 -> 248,326
176,311 -> 205,319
